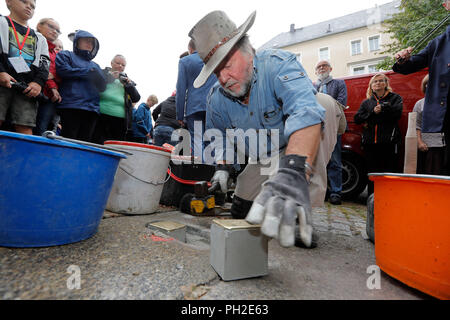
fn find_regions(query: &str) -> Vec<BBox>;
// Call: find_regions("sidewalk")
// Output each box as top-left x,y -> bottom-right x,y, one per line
0,201 -> 432,300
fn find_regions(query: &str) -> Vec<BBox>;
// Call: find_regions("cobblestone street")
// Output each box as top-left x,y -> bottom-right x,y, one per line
313,201 -> 368,238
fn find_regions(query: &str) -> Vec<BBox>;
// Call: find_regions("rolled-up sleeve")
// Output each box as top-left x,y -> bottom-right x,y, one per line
272,54 -> 325,140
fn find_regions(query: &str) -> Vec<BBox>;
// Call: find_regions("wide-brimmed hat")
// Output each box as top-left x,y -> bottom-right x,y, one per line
189,10 -> 256,88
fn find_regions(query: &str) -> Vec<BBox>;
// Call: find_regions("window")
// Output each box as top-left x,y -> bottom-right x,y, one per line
368,64 -> 379,73
369,35 -> 380,52
296,52 -> 302,63
350,60 -> 384,76
351,40 -> 362,55
352,66 -> 366,75
319,47 -> 330,61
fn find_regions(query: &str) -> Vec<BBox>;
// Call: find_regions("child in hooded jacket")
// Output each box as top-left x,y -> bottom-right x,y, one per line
55,30 -> 106,142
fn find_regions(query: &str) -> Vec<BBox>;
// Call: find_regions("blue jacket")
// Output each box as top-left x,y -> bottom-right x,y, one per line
314,78 -> 348,106
55,30 -> 106,113
132,103 -> 153,138
176,52 -> 217,120
206,49 -> 325,162
393,26 -> 450,133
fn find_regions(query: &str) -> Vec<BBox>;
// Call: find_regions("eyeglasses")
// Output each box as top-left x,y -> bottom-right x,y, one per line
46,22 -> 61,35
316,64 -> 330,70
112,61 -> 126,67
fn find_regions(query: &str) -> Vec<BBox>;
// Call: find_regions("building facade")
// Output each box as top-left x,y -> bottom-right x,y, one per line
259,1 -> 401,79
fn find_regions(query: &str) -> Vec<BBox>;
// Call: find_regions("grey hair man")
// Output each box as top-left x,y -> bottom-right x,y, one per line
190,11 -> 345,248
314,60 -> 348,205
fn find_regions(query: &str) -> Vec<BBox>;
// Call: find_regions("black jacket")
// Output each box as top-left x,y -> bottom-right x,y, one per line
354,92 -> 403,145
152,96 -> 181,129
103,68 -> 140,133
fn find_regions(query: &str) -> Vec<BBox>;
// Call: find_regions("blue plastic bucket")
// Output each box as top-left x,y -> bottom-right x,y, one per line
0,131 -> 126,247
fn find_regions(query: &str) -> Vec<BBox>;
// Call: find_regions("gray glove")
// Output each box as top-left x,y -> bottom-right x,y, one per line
246,154 -> 313,248
211,164 -> 231,193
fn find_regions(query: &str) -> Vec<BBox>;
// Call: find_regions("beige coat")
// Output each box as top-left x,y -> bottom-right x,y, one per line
309,93 -> 347,207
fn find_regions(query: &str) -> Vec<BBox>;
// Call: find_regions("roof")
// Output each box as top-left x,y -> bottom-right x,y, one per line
258,0 -> 401,51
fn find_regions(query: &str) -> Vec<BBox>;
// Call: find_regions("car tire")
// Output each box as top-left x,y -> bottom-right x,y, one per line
341,152 -> 367,199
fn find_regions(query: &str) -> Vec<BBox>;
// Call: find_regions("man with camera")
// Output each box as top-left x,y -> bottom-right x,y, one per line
92,54 -> 140,144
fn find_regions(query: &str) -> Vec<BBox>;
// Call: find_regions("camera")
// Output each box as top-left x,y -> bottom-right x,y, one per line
118,72 -> 128,83
10,81 -> 48,102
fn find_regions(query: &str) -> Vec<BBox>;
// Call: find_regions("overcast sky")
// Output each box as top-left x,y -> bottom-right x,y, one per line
1,0 -> 393,109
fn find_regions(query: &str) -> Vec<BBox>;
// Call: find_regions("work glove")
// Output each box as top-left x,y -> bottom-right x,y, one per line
246,154 -> 313,248
211,164 -> 231,193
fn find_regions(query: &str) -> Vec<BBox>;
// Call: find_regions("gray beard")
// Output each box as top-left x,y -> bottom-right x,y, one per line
222,63 -> 253,98
317,72 -> 330,82
223,79 -> 252,98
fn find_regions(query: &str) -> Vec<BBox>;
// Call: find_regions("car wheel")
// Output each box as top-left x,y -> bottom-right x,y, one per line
341,152 -> 367,199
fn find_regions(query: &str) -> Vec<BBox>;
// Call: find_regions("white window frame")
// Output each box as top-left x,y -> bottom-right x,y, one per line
368,34 -> 381,52
351,65 -> 366,75
350,38 -> 363,56
318,46 -> 330,61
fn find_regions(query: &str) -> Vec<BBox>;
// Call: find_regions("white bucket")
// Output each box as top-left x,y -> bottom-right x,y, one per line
104,142 -> 172,214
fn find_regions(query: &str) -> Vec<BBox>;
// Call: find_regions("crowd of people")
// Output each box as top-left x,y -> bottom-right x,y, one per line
0,0 -> 219,154
1,0 -> 449,249
0,0 -> 163,147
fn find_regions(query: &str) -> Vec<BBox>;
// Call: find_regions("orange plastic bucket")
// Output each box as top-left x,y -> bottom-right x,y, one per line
369,173 -> 450,300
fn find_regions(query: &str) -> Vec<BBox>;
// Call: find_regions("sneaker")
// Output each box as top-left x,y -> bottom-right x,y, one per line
329,194 -> 342,205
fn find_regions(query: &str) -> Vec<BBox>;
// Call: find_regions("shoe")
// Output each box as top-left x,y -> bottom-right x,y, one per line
329,194 -> 342,205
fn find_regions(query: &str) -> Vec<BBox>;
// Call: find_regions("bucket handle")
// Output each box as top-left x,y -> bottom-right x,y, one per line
43,131 -> 133,156
119,164 -> 172,186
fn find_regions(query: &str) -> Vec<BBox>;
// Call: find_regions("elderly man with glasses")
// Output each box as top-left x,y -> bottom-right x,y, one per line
314,60 -> 348,205
190,11 -> 345,248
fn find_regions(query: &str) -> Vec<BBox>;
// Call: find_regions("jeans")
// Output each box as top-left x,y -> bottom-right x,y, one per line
327,135 -> 342,196
153,125 -> 177,147
34,101 -> 57,136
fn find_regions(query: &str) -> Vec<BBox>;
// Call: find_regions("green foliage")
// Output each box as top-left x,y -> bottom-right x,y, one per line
377,0 -> 449,70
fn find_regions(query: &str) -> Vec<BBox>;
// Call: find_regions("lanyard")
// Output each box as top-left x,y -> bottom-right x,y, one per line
7,16 -> 30,56
373,91 -> 387,106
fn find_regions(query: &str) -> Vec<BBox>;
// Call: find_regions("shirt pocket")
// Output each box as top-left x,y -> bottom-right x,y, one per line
278,71 -> 307,90
262,105 -> 282,125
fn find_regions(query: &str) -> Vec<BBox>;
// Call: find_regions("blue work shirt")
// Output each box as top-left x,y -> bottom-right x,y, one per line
206,49 -> 325,162
176,52 -> 218,120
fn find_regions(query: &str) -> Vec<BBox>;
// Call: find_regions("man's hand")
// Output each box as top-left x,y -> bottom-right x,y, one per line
210,164 -> 231,193
395,47 -> 413,64
0,72 -> 16,88
418,140 -> 428,152
110,71 -> 120,79
51,88 -> 62,103
178,120 -> 185,128
246,154 -> 313,248
23,82 -> 42,98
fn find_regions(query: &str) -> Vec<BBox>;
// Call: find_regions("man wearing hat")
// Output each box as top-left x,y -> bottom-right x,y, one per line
190,11 -> 343,248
